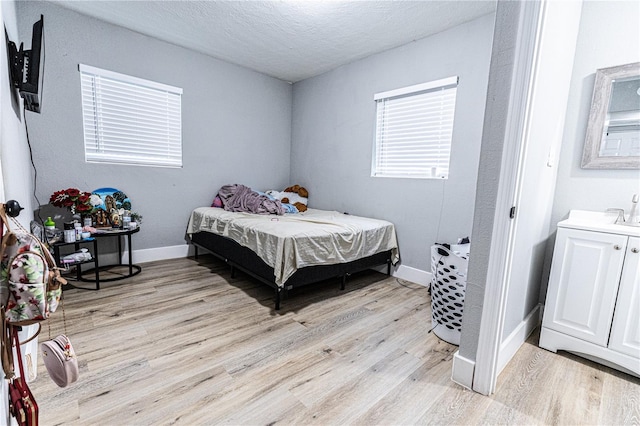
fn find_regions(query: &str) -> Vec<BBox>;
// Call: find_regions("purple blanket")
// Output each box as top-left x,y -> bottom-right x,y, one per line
218,184 -> 285,215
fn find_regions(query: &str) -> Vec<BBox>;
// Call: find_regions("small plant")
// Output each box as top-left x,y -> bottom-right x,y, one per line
129,212 -> 143,224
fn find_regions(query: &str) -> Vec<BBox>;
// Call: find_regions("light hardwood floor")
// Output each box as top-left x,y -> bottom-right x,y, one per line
31,255 -> 639,425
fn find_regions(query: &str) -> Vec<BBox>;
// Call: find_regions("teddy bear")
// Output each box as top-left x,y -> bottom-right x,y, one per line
281,185 -> 308,212
266,185 -> 309,212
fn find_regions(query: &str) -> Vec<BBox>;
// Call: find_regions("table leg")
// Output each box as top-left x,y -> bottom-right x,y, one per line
93,238 -> 100,290
74,242 -> 81,281
75,229 -> 141,284
117,235 -> 123,266
127,233 -> 133,276
53,245 -> 60,267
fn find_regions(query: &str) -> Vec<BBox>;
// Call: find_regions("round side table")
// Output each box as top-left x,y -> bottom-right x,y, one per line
79,226 -> 142,286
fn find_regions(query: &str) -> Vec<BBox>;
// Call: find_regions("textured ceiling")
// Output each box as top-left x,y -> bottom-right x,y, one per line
51,1 -> 496,83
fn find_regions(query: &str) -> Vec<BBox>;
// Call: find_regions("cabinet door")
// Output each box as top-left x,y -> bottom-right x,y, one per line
609,237 -> 640,358
542,228 -> 627,346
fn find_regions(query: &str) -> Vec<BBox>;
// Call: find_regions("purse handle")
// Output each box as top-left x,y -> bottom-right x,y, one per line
1,310 -> 15,379
0,206 -> 13,379
12,327 -> 27,380
46,297 -> 68,340
0,205 -> 8,276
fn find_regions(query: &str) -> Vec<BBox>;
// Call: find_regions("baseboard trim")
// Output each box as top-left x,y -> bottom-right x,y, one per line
496,303 -> 542,374
131,244 -> 195,263
105,244 -> 194,266
372,264 -> 431,287
451,351 -> 475,390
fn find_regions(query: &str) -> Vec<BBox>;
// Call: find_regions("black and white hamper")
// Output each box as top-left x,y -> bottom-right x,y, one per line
430,243 -> 470,345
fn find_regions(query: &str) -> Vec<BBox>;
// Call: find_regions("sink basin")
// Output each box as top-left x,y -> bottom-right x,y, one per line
559,210 -> 640,237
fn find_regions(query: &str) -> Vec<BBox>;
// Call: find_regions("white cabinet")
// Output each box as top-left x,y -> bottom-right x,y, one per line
540,211 -> 640,377
609,236 -> 640,358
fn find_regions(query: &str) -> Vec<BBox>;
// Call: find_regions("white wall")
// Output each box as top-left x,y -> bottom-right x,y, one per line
1,1 -> 35,226
551,1 -> 640,228
1,1 -> 40,422
15,1 -> 293,252
538,0 -> 640,304
290,14 -> 495,275
496,0 -> 583,340
497,0 -> 582,375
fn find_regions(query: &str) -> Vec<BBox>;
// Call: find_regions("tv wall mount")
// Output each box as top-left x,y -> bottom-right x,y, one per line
6,15 -> 44,113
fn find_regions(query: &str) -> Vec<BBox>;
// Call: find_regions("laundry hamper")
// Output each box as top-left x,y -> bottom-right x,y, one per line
430,244 -> 470,345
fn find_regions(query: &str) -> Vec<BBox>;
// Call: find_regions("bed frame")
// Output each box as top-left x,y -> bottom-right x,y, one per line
189,231 -> 393,310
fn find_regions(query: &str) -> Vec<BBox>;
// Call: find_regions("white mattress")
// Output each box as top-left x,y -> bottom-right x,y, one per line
187,208 -> 399,286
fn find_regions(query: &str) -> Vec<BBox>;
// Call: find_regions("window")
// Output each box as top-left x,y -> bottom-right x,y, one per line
80,64 -> 182,168
372,76 -> 458,179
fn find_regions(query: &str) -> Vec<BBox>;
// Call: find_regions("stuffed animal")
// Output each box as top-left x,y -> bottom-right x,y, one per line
266,185 -> 309,212
281,185 -> 308,212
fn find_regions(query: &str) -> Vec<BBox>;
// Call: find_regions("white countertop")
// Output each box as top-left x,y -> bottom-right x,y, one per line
559,210 -> 640,237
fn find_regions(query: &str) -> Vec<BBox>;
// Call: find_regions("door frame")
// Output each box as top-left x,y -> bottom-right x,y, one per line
472,0 -> 544,396
470,0 -> 584,395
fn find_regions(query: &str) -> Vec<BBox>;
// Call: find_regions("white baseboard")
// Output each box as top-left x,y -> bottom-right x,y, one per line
130,244 -> 195,263
372,264 -> 431,287
496,303 -> 542,374
468,305 -> 541,395
451,351 -> 475,390
100,244 -> 195,266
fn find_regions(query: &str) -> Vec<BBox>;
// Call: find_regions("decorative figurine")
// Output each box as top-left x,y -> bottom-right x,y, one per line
93,209 -> 109,227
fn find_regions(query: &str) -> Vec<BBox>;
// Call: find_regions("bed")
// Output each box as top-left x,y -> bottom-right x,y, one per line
186,207 -> 399,310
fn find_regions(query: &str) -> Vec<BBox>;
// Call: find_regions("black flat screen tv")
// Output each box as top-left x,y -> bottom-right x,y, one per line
7,15 -> 44,113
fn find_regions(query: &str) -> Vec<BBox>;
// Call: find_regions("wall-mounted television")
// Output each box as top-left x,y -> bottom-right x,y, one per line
7,15 -> 44,113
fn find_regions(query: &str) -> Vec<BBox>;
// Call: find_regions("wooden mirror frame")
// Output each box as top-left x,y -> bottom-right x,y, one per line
581,62 -> 640,169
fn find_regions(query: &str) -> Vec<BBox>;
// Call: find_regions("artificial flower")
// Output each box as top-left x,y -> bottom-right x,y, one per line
50,188 -> 94,215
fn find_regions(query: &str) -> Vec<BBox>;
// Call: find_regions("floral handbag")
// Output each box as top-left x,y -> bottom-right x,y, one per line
0,205 -> 64,326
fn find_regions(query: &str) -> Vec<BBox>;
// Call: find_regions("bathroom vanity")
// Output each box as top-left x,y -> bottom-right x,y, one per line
540,210 -> 639,377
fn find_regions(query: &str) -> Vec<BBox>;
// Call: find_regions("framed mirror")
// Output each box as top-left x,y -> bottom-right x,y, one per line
582,62 -> 640,169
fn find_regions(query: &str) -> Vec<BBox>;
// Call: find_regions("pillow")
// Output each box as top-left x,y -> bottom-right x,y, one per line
211,195 -> 223,208
281,203 -> 299,214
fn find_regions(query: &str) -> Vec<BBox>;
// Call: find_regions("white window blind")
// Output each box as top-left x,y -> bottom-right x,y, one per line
80,64 -> 183,168
372,76 -> 458,179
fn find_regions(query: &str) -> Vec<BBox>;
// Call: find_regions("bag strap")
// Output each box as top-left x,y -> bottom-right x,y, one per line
12,327 -> 26,380
6,214 -> 54,265
0,205 -> 8,269
0,204 -> 10,231
16,324 -> 41,346
1,310 -> 15,379
0,205 -> 12,379
0,204 -> 15,265
46,295 -> 68,340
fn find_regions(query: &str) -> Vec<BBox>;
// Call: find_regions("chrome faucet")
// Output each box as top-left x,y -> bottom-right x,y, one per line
606,208 -> 625,224
628,194 -> 640,225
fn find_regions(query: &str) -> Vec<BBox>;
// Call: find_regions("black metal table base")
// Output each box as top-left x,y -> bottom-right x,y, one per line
80,264 -> 141,282
79,227 -> 142,286
54,238 -> 100,291
53,227 -> 141,290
